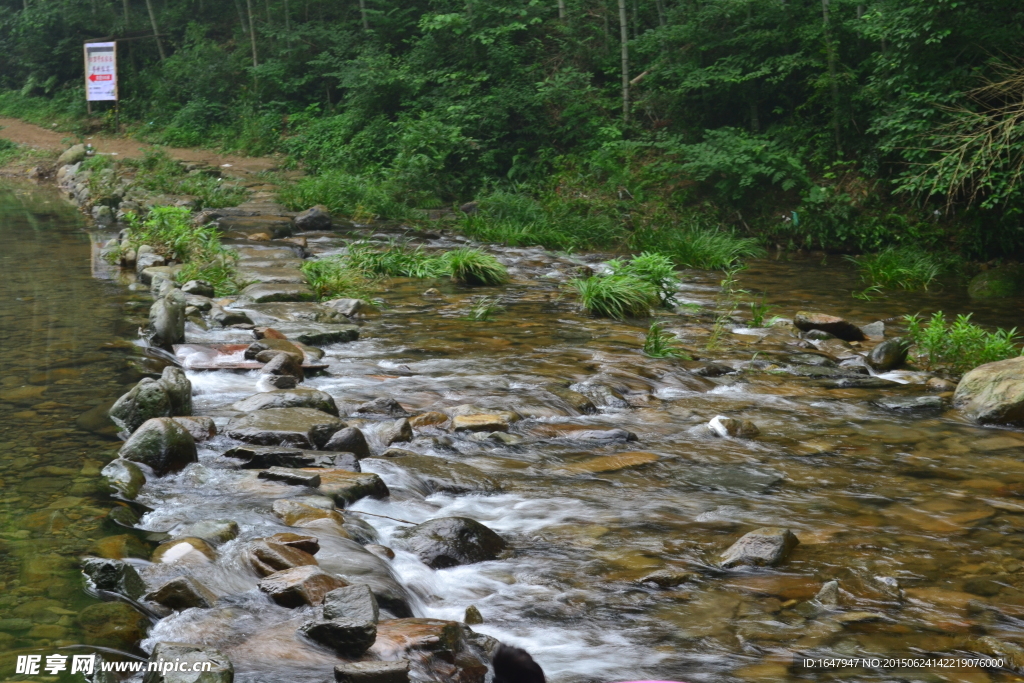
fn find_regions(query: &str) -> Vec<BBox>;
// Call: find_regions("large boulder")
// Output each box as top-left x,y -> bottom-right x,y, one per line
100,458 -> 147,499
160,366 -> 193,416
141,643 -> 233,683
295,205 -> 333,231
300,585 -> 379,657
226,408 -> 346,449
149,289 -> 187,350
954,356 -> 1024,424
230,389 -> 338,416
118,417 -> 198,476
145,575 -> 218,610
793,312 -> 867,342
57,144 -> 87,166
392,517 -> 506,569
246,539 -> 318,577
109,378 -> 171,434
316,469 -> 389,507
720,527 -> 800,568
323,427 -> 371,458
968,264 -> 1024,299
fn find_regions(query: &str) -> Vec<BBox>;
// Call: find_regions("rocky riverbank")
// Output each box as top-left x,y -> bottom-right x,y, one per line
15,146 -> 1024,682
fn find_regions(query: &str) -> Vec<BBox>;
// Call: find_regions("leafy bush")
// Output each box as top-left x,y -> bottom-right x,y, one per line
848,246 -> 944,291
441,248 -> 508,286
643,321 -> 691,359
608,252 -> 679,306
630,226 -> 765,270
300,257 -> 372,301
570,275 -> 657,319
905,312 -> 1022,374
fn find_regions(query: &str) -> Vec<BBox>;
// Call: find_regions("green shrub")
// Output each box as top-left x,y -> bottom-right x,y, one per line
570,275 -> 657,319
278,171 -> 420,221
176,260 -> 241,296
643,321 -> 691,359
905,311 -> 1022,374
300,257 -> 373,301
441,248 -> 508,286
848,246 -> 944,291
630,226 -> 764,270
608,252 -> 678,306
345,241 -> 447,278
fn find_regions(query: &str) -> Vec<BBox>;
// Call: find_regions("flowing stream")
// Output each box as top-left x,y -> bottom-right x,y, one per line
4,180 -> 1024,682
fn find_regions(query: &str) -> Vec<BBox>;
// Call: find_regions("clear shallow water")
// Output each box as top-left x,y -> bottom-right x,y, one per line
5,181 -> 1024,683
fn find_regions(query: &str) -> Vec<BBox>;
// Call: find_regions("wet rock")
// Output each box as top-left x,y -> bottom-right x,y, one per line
247,539 -> 319,577
451,413 -> 516,433
355,397 -> 409,417
866,338 -> 909,372
226,408 -> 347,449
569,382 -> 628,409
291,324 -> 360,346
171,416 -> 217,442
145,575 -> 218,610
637,569 -> 696,589
563,451 -> 660,475
245,337 -> 306,360
720,527 -> 800,568
954,356 -> 1024,425
708,415 -> 760,438
820,376 -> 900,389
422,288 -> 443,299
89,534 -> 152,560
109,378 -> 172,434
258,565 -> 348,607
210,306 -> 254,327
262,374 -> 298,390
366,545 -> 396,561
382,418 -> 413,445
142,643 -> 233,683
57,144 -> 87,166
101,458 -> 147,499
260,351 -> 305,381
152,537 -> 217,564
77,401 -> 120,437
259,467 -> 323,487
409,411 -> 449,428
316,469 -> 390,507
786,353 -> 837,367
80,557 -> 146,600
334,661 -> 410,683
170,520 -> 239,545
324,584 -> 380,623
392,517 -> 507,569
324,298 -> 376,317
272,500 -> 351,538
225,445 -> 360,471
371,619 -> 486,681
968,264 -> 1024,299
78,602 -> 149,648
242,282 -> 316,303
119,417 -> 198,476
149,289 -> 187,350
793,312 -> 867,342
870,395 -> 947,412
181,279 -> 215,297
267,532 -> 321,554
463,605 -> 483,625
367,455 -> 499,494
295,205 -> 333,231
232,388 -> 341,416
860,320 -> 886,339
569,428 -> 638,441
301,617 -> 377,657
927,377 -> 957,392
323,427 -> 371,458
814,579 -> 840,608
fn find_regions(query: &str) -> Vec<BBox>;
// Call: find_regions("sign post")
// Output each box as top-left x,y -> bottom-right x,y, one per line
84,41 -> 117,124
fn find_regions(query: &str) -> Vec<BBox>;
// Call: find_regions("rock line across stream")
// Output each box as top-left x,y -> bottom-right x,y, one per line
8,167 -> 1024,683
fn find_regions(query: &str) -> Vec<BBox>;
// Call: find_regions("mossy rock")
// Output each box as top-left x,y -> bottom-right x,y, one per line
968,265 -> 1024,299
78,601 -> 149,647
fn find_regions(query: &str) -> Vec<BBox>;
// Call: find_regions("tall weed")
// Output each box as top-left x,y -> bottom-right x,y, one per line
905,311 -> 1022,374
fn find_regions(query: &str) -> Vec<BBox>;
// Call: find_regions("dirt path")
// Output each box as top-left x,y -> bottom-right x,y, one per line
0,116 -> 283,176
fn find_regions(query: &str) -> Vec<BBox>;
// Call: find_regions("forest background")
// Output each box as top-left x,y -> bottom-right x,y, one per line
1,0 -> 1023,259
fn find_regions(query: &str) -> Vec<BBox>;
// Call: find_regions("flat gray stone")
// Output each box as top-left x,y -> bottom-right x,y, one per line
226,408 -> 346,449
241,283 -> 316,303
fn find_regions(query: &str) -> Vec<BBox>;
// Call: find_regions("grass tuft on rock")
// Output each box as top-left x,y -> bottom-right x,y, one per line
346,241 -> 447,278
570,274 -> 658,319
608,252 -> 679,306
301,256 -> 373,300
441,248 -> 509,286
848,246 -> 945,291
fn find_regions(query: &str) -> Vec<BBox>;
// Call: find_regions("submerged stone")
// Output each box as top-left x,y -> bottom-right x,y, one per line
720,527 -> 800,568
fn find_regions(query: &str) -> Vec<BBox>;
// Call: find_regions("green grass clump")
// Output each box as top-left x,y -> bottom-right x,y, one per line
466,296 -> 505,321
441,248 -> 508,286
570,275 -> 658,319
120,205 -> 240,295
608,252 -> 679,306
630,226 -> 764,270
301,256 -> 373,301
278,171 -> 420,222
346,241 -> 447,278
123,149 -> 248,209
848,246 -> 944,291
905,311 -> 1022,374
643,321 -> 691,359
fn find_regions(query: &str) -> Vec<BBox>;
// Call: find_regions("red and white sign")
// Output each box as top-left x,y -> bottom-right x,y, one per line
84,42 -> 117,101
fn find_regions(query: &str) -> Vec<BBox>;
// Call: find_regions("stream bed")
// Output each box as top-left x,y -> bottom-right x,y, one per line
3,179 -> 1024,683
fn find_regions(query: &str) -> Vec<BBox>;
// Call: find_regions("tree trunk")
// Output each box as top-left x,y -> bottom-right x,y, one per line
632,0 -> 639,39
246,0 -> 258,67
557,0 -> 565,20
122,0 -> 130,26
234,0 -> 249,34
654,0 -> 666,27
821,0 -> 842,156
284,0 -> 291,45
358,0 -> 369,31
144,0 -> 166,60
266,0 -> 272,25
749,101 -> 759,133
618,0 -> 629,123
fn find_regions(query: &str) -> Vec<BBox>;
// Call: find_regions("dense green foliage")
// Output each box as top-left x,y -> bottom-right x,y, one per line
300,256 -> 372,300
3,0 -> 1024,256
905,312 -> 1022,374
847,246 -> 945,291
